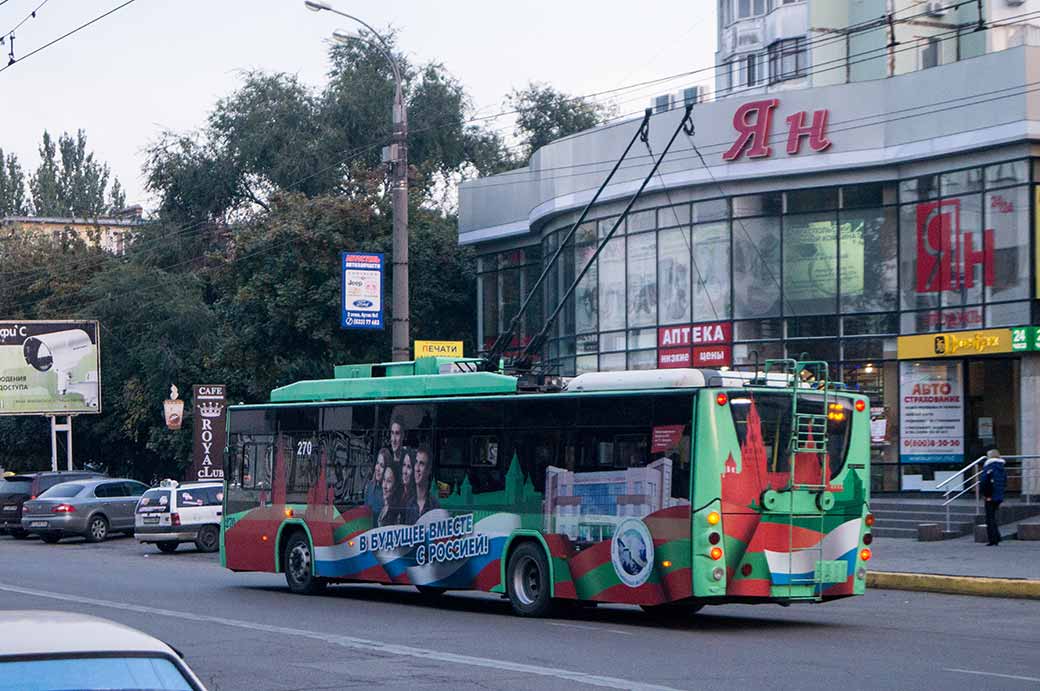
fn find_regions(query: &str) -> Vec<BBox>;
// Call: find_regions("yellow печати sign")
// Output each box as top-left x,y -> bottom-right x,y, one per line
897,328 -> 1014,360
414,340 -> 464,358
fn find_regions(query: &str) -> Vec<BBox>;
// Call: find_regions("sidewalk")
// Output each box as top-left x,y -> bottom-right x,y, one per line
868,534 -> 1040,599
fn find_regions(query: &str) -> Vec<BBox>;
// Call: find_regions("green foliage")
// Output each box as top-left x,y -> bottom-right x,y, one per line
29,130 -> 123,217
0,149 -> 29,216
508,82 -> 612,159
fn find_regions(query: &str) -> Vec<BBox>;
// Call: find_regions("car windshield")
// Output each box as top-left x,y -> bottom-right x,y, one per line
39,484 -> 86,499
0,656 -> 195,691
0,479 -> 32,495
137,489 -> 171,513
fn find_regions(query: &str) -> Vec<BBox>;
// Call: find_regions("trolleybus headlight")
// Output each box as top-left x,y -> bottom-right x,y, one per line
712,567 -> 725,581
710,547 -> 723,560
855,399 -> 866,412
708,532 -> 721,545
859,548 -> 872,562
716,393 -> 728,406
865,513 -> 875,527
863,533 -> 873,545
707,511 -> 721,526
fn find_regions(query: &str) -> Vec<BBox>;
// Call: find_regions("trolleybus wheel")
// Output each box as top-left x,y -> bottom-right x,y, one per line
506,542 -> 554,617
284,532 -> 326,595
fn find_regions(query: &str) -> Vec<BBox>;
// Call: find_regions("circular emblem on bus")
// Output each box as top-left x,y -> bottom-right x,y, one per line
611,518 -> 654,588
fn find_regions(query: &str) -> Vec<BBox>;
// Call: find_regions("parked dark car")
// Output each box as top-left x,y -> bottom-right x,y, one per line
0,471 -> 106,539
21,478 -> 148,543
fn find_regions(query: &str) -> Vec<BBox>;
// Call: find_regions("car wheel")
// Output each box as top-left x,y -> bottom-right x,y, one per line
10,529 -> 28,540
40,533 -> 62,544
86,515 -> 109,543
156,542 -> 179,554
284,532 -> 325,595
194,525 -> 220,553
506,542 -> 555,617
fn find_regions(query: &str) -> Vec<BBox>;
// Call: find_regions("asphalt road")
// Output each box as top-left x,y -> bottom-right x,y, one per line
1,534 -> 1038,691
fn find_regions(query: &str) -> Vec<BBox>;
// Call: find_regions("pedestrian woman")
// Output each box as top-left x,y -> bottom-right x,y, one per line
981,449 -> 1007,546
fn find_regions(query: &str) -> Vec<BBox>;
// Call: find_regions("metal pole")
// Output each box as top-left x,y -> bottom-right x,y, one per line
309,4 -> 410,361
392,82 -> 410,362
65,416 -> 73,471
49,415 -> 58,472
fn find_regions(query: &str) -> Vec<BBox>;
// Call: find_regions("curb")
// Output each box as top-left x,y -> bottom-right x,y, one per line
868,571 -> 1040,600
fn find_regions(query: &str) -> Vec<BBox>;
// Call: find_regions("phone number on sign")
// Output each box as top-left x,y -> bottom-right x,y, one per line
902,439 -> 961,448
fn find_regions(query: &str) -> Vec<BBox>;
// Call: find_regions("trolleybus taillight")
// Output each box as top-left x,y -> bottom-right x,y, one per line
865,513 -> 875,527
716,393 -> 728,406
854,399 -> 866,412
707,511 -> 720,526
859,548 -> 872,562
710,547 -> 723,560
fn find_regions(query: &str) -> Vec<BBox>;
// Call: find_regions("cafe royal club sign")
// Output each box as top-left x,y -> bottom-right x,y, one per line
162,384 -> 229,482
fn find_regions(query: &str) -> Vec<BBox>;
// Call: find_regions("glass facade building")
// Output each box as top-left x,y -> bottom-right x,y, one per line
461,46 -> 1040,492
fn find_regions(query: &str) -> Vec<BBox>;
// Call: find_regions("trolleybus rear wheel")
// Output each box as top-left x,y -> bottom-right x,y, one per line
506,542 -> 554,617
284,532 -> 326,595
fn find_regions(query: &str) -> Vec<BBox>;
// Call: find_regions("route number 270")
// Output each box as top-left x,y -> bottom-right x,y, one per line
296,440 -> 314,456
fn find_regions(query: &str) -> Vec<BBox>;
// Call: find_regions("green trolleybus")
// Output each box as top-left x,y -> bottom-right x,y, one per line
221,357 -> 873,617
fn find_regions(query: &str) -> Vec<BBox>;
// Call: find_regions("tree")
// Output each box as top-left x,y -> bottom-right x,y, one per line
29,130 -> 123,218
507,82 -> 612,160
0,149 -> 29,216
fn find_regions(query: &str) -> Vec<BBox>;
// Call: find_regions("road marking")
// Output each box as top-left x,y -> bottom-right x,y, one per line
944,668 -> 1040,683
0,583 -> 682,691
549,622 -> 632,636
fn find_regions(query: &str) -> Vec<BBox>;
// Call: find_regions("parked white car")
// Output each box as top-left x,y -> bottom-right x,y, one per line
135,480 -> 223,553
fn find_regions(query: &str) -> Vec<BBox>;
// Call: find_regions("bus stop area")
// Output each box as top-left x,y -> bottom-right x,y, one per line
870,535 -> 1040,599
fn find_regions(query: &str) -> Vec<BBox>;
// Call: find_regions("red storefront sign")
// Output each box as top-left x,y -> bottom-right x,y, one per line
722,99 -> 832,161
658,322 -> 732,368
693,345 -> 732,367
915,199 -> 994,293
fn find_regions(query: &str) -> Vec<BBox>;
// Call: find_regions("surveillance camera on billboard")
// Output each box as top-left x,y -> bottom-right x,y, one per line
0,321 -> 101,415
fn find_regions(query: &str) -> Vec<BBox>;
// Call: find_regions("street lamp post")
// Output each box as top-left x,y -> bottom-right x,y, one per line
306,1 -> 410,362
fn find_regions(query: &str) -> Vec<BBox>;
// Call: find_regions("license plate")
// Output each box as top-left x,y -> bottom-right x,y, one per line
2,505 -> 15,511
29,521 -> 47,529
143,517 -> 160,524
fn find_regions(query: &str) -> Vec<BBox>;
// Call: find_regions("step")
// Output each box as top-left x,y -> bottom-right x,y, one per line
872,526 -> 918,538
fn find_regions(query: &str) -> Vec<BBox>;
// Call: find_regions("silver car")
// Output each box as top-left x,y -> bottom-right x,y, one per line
0,610 -> 207,690
21,478 -> 149,543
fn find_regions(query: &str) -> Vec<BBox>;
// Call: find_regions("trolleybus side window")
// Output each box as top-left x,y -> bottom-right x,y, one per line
240,443 -> 273,489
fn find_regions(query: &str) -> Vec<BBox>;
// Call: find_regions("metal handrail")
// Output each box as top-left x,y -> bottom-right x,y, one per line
941,454 -> 1040,532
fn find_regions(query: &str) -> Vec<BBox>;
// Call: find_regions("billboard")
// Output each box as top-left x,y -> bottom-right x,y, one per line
188,384 -> 226,481
0,320 -> 100,415
341,252 -> 384,330
899,361 -> 963,464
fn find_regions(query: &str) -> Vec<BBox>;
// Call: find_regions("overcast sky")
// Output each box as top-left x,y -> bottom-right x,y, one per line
1,0 -> 717,209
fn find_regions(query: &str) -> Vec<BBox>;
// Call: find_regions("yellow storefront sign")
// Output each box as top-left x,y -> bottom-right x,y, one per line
414,340 -> 464,358
897,328 -> 1014,360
